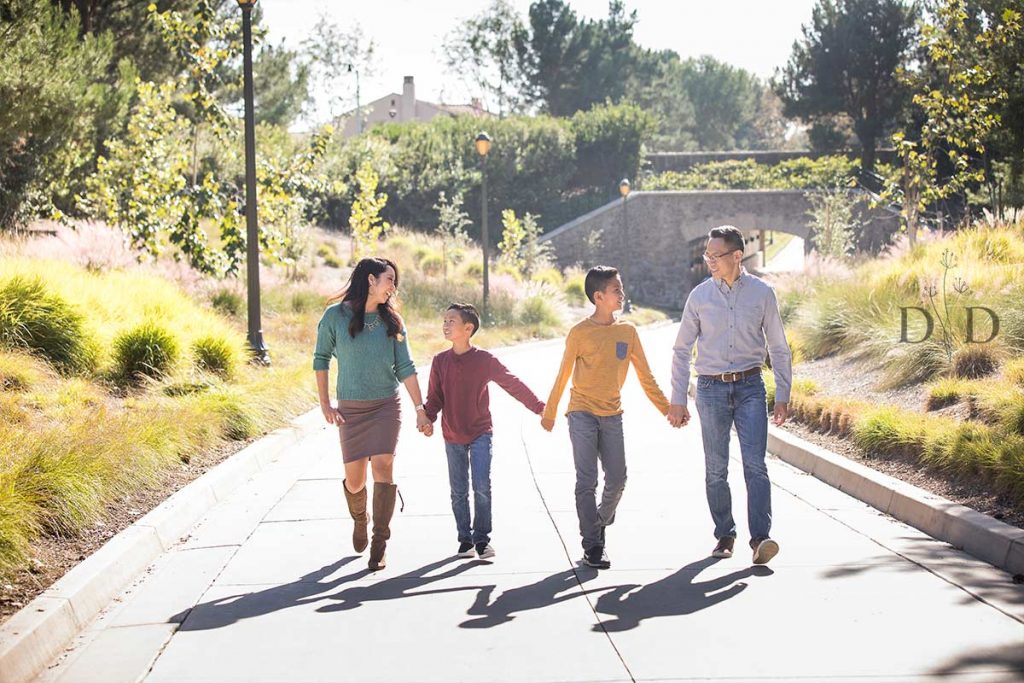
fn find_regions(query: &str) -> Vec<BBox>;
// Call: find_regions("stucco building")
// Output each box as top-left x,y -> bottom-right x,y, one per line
336,76 -> 491,137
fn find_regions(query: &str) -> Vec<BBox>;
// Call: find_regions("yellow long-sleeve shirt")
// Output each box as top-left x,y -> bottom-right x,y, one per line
543,318 -> 670,421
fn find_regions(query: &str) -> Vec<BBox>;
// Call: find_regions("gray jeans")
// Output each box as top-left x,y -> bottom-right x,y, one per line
568,411 -> 627,550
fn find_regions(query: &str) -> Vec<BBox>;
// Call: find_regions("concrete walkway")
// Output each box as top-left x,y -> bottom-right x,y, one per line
760,235 -> 805,273
39,325 -> 1024,682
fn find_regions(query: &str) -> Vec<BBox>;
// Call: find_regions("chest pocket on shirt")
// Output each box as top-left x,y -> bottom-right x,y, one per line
615,341 -> 628,360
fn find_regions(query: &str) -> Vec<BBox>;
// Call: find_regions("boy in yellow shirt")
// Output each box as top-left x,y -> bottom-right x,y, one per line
542,265 -> 671,568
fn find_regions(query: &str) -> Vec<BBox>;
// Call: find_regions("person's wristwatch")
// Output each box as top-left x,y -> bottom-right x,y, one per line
415,404 -> 425,413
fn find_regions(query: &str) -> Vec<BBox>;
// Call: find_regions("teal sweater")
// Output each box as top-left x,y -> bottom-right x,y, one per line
313,303 -> 417,401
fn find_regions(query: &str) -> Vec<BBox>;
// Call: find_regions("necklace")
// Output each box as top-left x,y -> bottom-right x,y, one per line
364,315 -> 382,331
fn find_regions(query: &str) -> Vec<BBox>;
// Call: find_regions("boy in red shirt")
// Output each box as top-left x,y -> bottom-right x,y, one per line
421,303 -> 545,559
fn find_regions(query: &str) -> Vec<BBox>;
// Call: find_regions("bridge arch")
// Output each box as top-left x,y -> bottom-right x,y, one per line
541,190 -> 898,309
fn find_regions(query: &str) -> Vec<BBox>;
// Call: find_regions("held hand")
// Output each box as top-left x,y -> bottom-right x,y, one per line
773,402 -> 789,427
415,410 -> 432,434
541,417 -> 555,432
321,402 -> 345,425
667,403 -> 690,428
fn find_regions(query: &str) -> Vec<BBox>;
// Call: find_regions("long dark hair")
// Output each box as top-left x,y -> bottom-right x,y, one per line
328,257 -> 403,338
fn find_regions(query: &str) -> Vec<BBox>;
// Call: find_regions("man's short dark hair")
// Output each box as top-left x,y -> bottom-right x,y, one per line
708,225 -> 745,253
584,265 -> 620,304
447,302 -> 480,336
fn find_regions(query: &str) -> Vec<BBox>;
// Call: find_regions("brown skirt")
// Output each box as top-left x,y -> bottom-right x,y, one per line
337,394 -> 401,463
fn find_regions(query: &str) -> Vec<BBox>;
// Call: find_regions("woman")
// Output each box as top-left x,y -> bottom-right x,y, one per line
313,257 -> 429,570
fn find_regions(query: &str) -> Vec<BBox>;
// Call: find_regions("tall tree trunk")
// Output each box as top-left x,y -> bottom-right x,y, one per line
859,131 -> 877,173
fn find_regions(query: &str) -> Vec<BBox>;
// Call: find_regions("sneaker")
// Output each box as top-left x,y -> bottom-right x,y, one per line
752,538 -> 780,565
711,536 -> 735,559
475,543 -> 496,560
457,542 -> 475,558
582,545 -> 611,569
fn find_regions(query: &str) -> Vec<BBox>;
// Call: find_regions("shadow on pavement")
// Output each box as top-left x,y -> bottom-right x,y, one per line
172,556 -> 365,631
930,643 -> 1024,680
314,556 -> 488,613
172,555 -> 488,630
591,557 -> 772,632
458,567 -> 609,628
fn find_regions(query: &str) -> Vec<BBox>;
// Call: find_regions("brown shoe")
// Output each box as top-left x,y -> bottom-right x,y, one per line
752,538 -> 780,565
368,482 -> 397,571
711,537 -> 735,559
342,480 -> 368,553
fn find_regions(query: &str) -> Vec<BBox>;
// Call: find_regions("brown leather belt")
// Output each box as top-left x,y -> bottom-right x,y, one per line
699,367 -> 762,383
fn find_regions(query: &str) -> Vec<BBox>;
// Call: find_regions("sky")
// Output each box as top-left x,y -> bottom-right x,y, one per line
258,0 -> 818,128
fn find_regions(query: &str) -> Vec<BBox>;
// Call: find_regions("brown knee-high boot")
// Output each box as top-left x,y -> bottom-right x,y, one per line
368,482 -> 397,570
342,481 -> 368,553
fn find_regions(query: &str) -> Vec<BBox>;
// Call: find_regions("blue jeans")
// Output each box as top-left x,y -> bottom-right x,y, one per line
695,373 -> 772,541
444,433 -> 493,545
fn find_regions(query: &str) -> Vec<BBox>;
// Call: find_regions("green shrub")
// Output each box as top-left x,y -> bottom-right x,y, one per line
323,254 -> 342,268
534,267 -> 564,289
196,388 -> 258,441
926,377 -> 971,410
852,406 -> 930,458
952,344 -> 999,379
0,352 -> 42,391
518,295 -> 560,327
316,242 -> 338,259
192,335 -> 239,377
113,322 -> 179,383
0,276 -> 98,373
211,288 -> 243,317
291,289 -> 323,314
1006,358 -> 1024,387
420,253 -> 444,277
464,261 -> 483,280
411,245 -> 431,262
564,276 -> 586,306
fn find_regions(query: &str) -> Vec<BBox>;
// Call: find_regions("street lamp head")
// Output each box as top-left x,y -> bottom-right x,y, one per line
475,132 -> 492,157
619,178 -> 631,197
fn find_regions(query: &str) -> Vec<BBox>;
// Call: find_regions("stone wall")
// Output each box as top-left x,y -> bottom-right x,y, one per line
541,190 -> 900,309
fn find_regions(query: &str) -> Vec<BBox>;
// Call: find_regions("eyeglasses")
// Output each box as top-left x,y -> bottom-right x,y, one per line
702,248 -> 740,263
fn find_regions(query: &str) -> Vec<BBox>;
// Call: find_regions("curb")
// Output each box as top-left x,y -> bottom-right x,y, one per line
767,426 -> 1024,576
685,377 -> 1024,577
0,408 -> 325,683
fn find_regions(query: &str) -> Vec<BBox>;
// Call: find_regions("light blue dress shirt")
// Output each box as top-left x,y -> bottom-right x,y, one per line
671,268 -> 793,405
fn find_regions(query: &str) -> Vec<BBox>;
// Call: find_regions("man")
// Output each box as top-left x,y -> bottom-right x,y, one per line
668,225 -> 792,565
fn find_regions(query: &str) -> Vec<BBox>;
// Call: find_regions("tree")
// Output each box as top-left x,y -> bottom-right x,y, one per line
883,0 -> 1019,246
218,41 -> 310,127
442,0 -> 530,116
301,16 -> 377,124
774,0 -> 919,170
514,0 -> 639,116
675,56 -> 761,150
433,191 -> 471,282
0,0 -> 121,229
45,0 -> 239,82
349,161 -> 389,263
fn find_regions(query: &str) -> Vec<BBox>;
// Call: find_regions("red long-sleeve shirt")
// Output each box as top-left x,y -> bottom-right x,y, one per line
424,347 -> 545,445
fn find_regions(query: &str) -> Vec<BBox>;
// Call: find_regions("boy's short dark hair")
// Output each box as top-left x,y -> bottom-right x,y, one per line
447,302 -> 480,336
584,265 -> 620,304
708,225 -> 745,253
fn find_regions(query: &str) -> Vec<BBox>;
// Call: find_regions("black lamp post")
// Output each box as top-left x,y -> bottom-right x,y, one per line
238,0 -> 269,364
619,178 -> 632,314
475,132 -> 492,324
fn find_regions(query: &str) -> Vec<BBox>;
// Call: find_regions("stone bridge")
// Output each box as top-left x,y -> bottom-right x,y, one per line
540,190 -> 900,309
